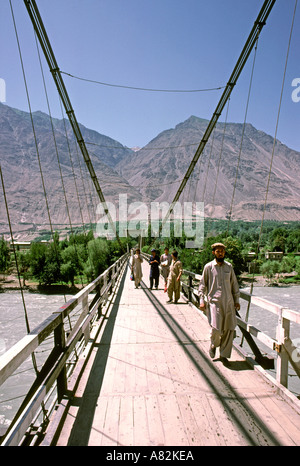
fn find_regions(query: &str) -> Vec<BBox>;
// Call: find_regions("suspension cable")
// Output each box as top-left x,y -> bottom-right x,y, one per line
226,36 -> 259,235
157,0 -> 276,238
60,70 -> 226,93
34,32 -> 74,241
207,99 -> 231,233
201,128 -> 216,204
256,0 -> 298,257
23,0 -> 123,250
239,0 -> 299,339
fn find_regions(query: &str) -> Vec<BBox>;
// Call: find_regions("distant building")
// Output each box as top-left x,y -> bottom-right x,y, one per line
265,251 -> 284,261
246,252 -> 259,274
10,241 -> 31,251
9,240 -> 50,251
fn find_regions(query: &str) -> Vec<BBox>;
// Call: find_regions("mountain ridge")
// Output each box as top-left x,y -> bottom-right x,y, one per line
0,104 -> 299,239
116,115 -> 300,221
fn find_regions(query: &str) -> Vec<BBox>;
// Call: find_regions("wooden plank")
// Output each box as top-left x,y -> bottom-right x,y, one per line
241,391 -> 300,446
145,395 -> 165,446
101,396 -> 120,446
133,395 -> 149,446
157,394 -> 189,445
134,344 -> 149,393
205,393 -> 248,446
144,345 -> 163,395
154,343 -> 176,394
236,316 -> 276,350
0,334 -> 38,386
124,343 -> 137,394
118,395 -> 134,446
176,394 -> 207,446
282,308 -> 300,324
283,337 -> 300,379
52,259 -> 300,447
186,393 -> 224,446
1,383 -> 47,446
249,295 -> 282,315
88,395 -> 109,446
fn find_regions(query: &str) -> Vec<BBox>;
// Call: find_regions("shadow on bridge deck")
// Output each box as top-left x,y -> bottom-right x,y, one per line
50,261 -> 300,447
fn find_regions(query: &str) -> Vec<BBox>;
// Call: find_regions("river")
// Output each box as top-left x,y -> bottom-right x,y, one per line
0,285 -> 299,432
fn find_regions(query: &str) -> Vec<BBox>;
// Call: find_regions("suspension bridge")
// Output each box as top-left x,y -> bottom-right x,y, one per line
0,0 -> 300,448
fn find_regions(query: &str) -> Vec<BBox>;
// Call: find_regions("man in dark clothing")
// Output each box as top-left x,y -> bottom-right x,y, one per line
149,249 -> 160,289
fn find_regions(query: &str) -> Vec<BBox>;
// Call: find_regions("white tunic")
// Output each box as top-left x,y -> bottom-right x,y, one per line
132,254 -> 143,280
199,259 -> 240,331
160,253 -> 172,280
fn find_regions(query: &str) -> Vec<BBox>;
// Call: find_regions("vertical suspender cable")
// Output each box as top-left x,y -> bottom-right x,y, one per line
23,0 -> 124,251
226,37 -> 259,235
34,32 -> 74,238
0,163 -> 39,375
10,0 -> 54,242
257,0 -> 298,248
158,0 -> 276,237
240,0 -> 298,347
206,98 -> 231,235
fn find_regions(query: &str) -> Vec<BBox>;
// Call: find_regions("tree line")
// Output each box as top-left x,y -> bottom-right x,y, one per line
0,220 -> 299,287
143,220 -> 300,284
0,232 -> 133,287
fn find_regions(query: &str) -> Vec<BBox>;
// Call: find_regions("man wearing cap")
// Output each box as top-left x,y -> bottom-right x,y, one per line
149,249 -> 160,289
199,242 -> 240,364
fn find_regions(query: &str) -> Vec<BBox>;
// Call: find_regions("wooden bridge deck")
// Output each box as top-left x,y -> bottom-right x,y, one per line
53,260 -> 300,447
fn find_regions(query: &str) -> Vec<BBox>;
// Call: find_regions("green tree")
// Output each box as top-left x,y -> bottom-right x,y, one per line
188,235 -> 245,277
42,242 -> 62,285
286,229 -> 300,253
60,244 -> 85,286
270,227 -> 288,252
30,242 -> 47,284
260,261 -> 280,283
0,237 -> 10,273
84,238 -> 110,281
17,251 -> 31,286
30,236 -> 62,285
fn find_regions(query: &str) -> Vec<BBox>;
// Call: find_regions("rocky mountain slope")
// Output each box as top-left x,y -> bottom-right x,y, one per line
0,103 -> 143,238
0,104 -> 299,239
116,116 -> 300,221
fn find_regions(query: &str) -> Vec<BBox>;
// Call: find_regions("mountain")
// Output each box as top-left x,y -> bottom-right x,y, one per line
0,103 -> 146,239
116,115 -> 300,221
0,105 -> 299,240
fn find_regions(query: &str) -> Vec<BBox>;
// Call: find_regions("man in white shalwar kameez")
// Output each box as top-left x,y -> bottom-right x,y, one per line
199,243 -> 240,363
131,249 -> 143,288
160,247 -> 172,291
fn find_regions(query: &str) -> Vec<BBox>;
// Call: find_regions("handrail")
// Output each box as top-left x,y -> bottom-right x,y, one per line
0,253 -> 129,446
142,252 -> 300,390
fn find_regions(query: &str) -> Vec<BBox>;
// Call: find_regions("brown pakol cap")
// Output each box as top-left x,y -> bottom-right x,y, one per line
211,242 -> 226,250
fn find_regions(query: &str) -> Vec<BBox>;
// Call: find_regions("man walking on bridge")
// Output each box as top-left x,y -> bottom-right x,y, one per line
199,243 -> 240,364
149,249 -> 160,290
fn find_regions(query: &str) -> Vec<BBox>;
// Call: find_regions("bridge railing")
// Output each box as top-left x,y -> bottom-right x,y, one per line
142,253 -> 300,393
0,252 -> 129,446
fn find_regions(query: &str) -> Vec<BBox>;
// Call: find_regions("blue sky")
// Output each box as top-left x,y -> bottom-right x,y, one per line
1,0 -> 299,151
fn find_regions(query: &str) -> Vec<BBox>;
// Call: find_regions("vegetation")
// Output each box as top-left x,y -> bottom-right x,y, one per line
0,231 -> 134,288
0,236 -> 11,273
142,220 -> 300,284
0,220 -> 299,288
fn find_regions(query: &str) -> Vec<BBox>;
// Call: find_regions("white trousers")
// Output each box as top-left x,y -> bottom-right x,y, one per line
210,327 -> 235,358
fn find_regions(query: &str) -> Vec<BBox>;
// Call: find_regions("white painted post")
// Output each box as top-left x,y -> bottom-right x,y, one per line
276,308 -> 290,388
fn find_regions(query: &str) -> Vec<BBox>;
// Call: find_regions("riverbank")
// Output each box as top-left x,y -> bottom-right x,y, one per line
0,274 -> 81,295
